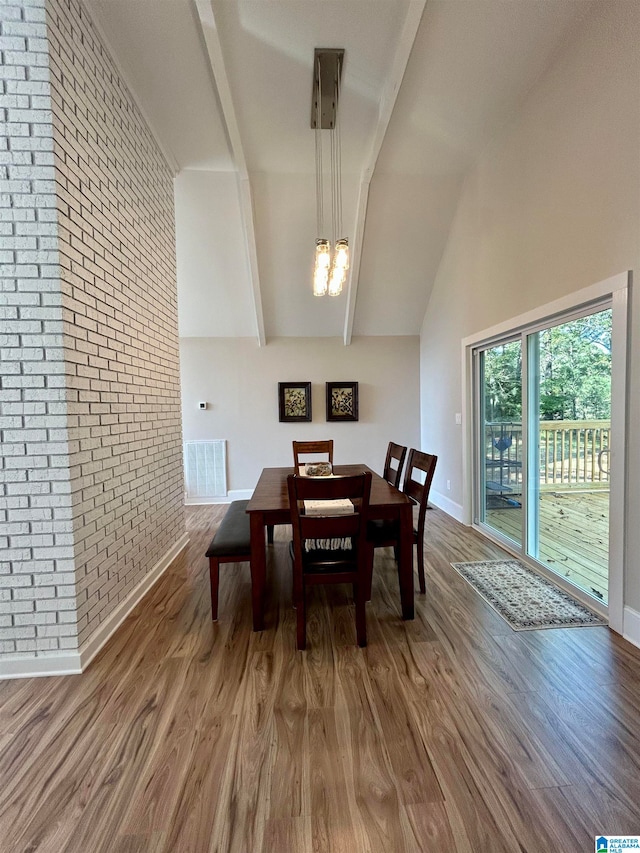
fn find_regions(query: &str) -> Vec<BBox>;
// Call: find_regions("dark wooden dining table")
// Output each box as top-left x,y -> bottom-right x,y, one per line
245,464 -> 415,631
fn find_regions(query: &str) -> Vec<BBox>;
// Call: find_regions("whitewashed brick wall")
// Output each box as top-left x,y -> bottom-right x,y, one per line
0,0 -> 78,657
0,0 -> 184,668
45,0 -> 184,649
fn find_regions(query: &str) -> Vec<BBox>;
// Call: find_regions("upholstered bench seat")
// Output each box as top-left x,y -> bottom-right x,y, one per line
205,500 -> 251,620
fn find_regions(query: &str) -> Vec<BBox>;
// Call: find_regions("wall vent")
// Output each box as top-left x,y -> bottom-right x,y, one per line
184,440 -> 227,500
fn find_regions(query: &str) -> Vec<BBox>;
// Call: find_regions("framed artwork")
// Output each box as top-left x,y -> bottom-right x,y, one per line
278,382 -> 312,422
326,381 -> 359,422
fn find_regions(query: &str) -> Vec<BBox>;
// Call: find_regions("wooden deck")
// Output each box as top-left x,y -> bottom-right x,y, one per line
486,490 -> 609,602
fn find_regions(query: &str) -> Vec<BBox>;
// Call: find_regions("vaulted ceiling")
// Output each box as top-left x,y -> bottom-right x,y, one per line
85,0 -> 591,344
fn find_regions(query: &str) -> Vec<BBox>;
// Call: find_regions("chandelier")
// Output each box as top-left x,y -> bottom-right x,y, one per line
312,49 -> 349,297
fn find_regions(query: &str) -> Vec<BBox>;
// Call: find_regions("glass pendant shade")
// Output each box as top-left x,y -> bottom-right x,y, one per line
313,239 -> 331,296
334,238 -> 349,271
326,238 -> 348,295
328,265 -> 345,297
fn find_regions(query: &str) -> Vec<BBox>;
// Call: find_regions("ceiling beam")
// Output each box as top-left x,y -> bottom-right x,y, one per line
195,0 -> 266,347
343,0 -> 427,345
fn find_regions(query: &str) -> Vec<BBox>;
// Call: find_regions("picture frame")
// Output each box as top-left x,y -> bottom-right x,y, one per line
326,381 -> 359,422
278,382 -> 312,422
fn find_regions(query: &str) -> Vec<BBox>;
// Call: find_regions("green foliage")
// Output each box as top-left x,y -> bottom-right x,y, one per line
484,340 -> 522,422
538,310 -> 611,420
484,309 -> 611,423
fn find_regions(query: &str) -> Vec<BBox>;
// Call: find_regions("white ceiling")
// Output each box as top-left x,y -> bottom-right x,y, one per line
86,0 -> 592,342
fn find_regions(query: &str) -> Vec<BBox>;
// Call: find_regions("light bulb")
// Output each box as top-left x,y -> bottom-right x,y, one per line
328,266 -> 344,296
314,266 -> 329,296
334,238 -> 349,271
313,239 -> 330,296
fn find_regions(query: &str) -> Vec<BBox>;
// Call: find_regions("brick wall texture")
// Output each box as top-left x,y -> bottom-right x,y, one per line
0,0 -> 185,661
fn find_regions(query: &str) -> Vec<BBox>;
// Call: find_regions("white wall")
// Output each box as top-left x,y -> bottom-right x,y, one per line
176,170 -> 256,338
180,336 -> 420,492
420,2 -> 640,606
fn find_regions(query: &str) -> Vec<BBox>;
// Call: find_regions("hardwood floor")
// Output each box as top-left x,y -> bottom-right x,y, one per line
1,503 -> 639,852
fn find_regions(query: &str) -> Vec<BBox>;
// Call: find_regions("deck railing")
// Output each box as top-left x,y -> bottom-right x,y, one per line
485,420 -> 611,492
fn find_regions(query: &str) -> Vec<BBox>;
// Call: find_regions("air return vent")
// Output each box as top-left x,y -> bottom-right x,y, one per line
184,440 -> 227,500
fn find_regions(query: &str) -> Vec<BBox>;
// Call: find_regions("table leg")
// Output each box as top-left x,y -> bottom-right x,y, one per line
397,503 -> 414,620
249,512 -> 266,631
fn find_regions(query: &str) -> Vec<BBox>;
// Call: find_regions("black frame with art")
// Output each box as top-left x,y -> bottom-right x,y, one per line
326,381 -> 359,422
278,382 -> 312,422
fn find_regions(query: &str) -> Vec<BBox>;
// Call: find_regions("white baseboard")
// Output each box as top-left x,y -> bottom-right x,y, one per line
185,488 -> 253,505
0,533 -> 190,681
79,532 -> 189,671
623,606 -> 640,650
430,490 -> 465,523
0,652 -> 82,680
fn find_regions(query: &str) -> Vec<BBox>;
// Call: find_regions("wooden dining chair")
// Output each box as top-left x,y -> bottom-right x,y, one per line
383,441 -> 407,488
367,449 -> 437,595
267,440 -> 335,545
287,471 -> 373,650
292,439 -> 334,472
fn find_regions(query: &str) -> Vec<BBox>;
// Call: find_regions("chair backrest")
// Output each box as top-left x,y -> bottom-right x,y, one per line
402,449 -> 438,534
287,472 -> 372,571
383,441 -> 407,489
292,439 -> 334,471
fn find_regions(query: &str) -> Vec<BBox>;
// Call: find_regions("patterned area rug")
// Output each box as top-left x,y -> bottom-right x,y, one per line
451,559 -> 608,631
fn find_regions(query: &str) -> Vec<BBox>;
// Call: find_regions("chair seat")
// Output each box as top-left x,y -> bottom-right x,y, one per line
288,539 -> 356,572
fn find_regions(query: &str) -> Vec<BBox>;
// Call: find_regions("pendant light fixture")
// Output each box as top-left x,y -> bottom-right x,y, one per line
311,48 -> 349,297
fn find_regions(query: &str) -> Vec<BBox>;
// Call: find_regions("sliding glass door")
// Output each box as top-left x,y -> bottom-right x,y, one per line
474,304 -> 612,606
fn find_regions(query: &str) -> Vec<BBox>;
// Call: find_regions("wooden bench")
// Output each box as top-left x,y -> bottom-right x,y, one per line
205,500 -> 251,620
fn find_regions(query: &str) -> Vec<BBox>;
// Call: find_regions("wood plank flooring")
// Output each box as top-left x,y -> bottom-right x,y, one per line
487,490 -> 609,599
1,503 -> 639,852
